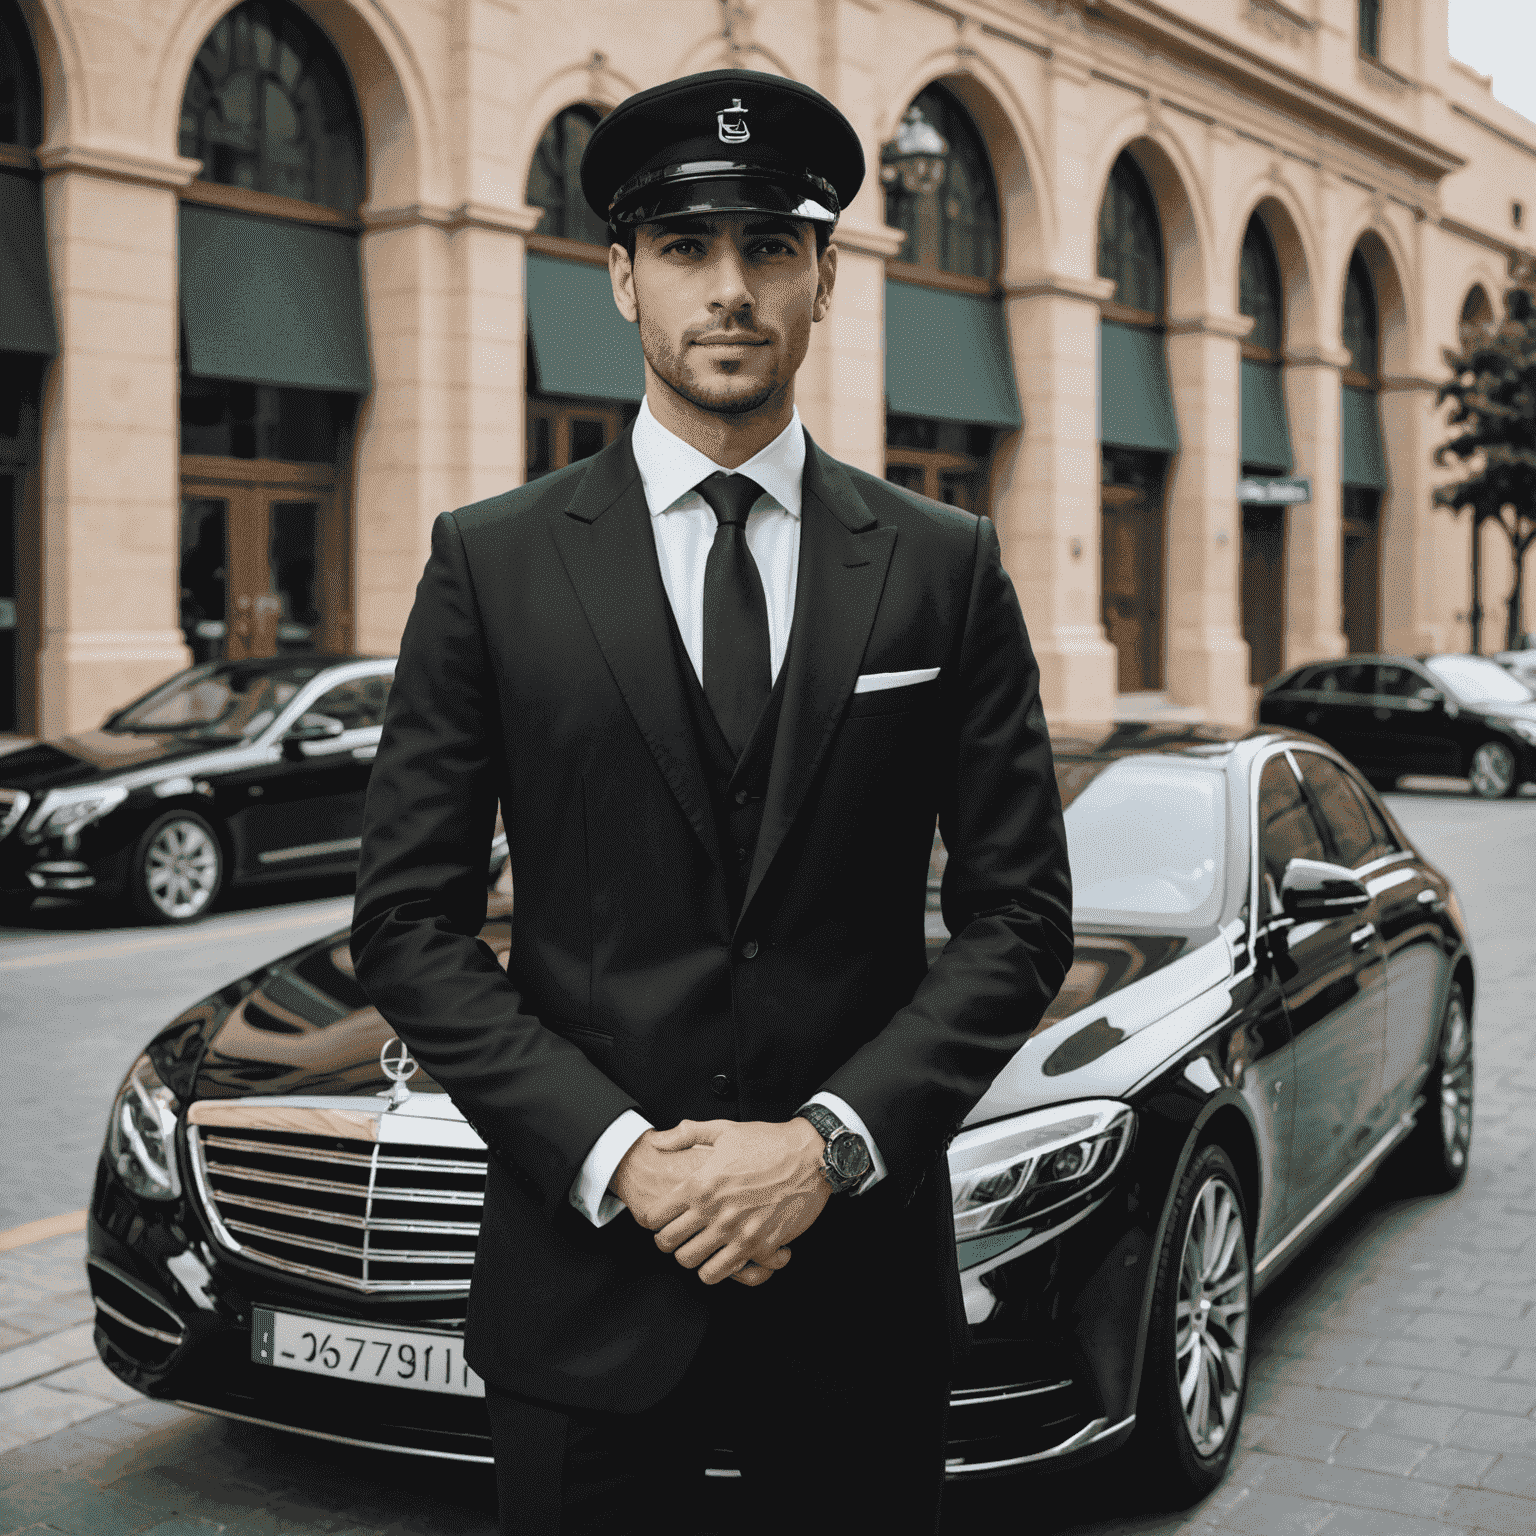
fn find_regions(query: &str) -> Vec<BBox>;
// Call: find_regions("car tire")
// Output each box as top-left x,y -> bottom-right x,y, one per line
1130,1144 -> 1252,1507
1395,984 -> 1473,1194
127,811 -> 225,925
1468,740 -> 1519,799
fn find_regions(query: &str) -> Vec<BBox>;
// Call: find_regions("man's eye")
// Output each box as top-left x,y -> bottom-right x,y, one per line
664,239 -> 704,256
753,240 -> 795,256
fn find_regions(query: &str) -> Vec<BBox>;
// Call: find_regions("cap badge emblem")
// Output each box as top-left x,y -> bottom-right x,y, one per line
717,97 -> 750,144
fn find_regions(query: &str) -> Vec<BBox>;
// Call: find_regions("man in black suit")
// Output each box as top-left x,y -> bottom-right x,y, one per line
352,68 -> 1073,1535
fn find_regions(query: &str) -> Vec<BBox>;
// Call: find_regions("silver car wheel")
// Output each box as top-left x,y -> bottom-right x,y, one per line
1439,993 -> 1474,1172
1175,1176 -> 1250,1459
144,819 -> 221,921
1468,741 -> 1516,799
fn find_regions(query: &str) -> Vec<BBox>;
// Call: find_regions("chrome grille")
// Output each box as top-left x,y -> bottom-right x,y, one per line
190,1121 -> 485,1293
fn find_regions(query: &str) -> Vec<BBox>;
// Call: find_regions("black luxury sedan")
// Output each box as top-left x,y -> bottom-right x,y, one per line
1259,652 -> 1536,799
85,724 -> 1474,1504
0,654 -> 394,923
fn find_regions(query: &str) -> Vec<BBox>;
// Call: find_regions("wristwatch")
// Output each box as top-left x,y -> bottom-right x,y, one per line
796,1102 -> 872,1194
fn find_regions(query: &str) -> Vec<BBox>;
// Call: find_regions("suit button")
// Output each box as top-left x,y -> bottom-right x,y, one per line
734,789 -> 749,805
710,1073 -> 734,1098
740,939 -> 759,959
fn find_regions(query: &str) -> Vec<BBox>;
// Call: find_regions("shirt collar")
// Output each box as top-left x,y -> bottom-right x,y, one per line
631,396 -> 805,519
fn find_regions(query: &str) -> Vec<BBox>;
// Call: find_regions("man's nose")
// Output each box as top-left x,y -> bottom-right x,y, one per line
706,244 -> 753,315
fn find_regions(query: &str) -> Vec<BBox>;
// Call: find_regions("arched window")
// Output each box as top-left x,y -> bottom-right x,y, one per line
1098,153 -> 1163,319
527,105 -> 609,246
1458,285 -> 1494,352
179,0 -> 363,213
1342,252 -> 1379,382
1359,0 -> 1382,60
883,86 -> 999,280
1239,217 -> 1284,357
0,0 -> 41,148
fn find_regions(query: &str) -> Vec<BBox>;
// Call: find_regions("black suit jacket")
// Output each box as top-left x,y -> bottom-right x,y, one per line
351,429 -> 1073,1411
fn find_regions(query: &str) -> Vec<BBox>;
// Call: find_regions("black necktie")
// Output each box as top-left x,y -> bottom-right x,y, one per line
696,472 -> 771,757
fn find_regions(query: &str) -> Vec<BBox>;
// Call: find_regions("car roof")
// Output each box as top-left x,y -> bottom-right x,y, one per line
204,652 -> 390,682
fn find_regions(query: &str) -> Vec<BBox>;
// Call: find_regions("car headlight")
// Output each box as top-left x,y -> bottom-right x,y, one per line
949,1099 -> 1134,1266
106,1054 -> 182,1200
1506,719 -> 1536,745
24,785 -> 129,843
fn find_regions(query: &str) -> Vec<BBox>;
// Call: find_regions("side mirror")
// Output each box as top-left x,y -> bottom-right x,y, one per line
1280,857 -> 1370,921
283,712 -> 344,750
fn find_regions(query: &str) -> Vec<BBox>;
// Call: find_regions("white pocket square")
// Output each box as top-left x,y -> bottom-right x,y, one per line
853,667 -> 941,694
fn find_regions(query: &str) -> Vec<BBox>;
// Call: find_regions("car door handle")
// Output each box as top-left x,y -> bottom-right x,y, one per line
1350,922 -> 1377,949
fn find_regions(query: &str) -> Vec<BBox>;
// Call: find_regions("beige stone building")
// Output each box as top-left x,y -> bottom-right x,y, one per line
2,0 -> 1533,738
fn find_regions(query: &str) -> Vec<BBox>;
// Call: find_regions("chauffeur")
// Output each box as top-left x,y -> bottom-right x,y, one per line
351,68 -> 1073,1535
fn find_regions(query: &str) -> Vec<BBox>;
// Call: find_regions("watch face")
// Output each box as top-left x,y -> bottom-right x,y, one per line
829,1133 -> 871,1181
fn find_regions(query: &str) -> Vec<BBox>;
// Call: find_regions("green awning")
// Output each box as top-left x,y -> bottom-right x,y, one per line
0,169 -> 58,358
1099,321 -> 1179,453
884,280 -> 1021,429
179,203 -> 371,393
1240,358 -> 1292,474
1341,384 -> 1386,490
526,253 -> 645,402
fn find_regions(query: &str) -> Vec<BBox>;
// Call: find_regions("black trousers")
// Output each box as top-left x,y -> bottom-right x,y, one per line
486,1279 -> 950,1535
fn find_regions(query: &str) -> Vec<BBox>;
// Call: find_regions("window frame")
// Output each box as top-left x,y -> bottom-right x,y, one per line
1098,152 -> 1165,328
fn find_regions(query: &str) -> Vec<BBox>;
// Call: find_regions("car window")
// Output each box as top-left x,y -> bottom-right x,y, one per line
1376,663 -> 1432,701
308,674 -> 391,731
112,663 -> 320,739
1059,756 -> 1226,928
1345,776 -> 1401,862
1257,755 -> 1328,913
1294,752 -> 1377,869
1314,663 -> 1375,697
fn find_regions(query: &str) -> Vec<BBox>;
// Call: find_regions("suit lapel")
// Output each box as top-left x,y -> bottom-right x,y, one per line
741,436 -> 897,921
549,432 -> 722,878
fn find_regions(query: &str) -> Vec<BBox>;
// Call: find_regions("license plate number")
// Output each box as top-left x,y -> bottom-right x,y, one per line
252,1308 -> 485,1398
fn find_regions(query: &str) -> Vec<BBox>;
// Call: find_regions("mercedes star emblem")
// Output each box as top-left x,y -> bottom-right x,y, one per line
379,1037 -> 419,1106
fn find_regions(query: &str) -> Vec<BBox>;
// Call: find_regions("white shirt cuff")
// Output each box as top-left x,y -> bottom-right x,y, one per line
805,1092 -> 887,1193
569,1109 -> 653,1227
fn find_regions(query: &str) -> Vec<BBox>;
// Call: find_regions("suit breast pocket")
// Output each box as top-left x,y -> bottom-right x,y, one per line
844,680 -> 939,719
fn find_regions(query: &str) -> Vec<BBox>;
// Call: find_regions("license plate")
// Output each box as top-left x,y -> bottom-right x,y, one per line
252,1308 -> 485,1398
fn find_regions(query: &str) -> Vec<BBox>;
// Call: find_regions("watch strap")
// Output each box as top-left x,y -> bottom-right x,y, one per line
796,1102 -> 870,1194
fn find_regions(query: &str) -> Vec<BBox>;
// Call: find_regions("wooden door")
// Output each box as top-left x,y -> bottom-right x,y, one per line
1342,487 -> 1381,656
1241,505 -> 1286,687
1101,482 -> 1164,692
180,458 -> 347,661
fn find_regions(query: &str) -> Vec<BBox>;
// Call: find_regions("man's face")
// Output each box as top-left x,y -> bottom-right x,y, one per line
610,214 -> 836,416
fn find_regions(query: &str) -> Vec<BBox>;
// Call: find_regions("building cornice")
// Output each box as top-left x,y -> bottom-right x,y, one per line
1380,373 -> 1443,395
1081,0 -> 1466,181
1437,214 -> 1526,264
1448,101 -> 1536,164
1002,272 -> 1118,305
832,220 -> 909,261
1167,313 -> 1254,341
362,200 -> 545,236
37,144 -> 201,190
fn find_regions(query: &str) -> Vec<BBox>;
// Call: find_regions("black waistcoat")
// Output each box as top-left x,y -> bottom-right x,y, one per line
662,602 -> 788,920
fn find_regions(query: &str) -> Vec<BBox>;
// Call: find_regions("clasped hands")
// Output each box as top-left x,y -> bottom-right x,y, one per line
610,1117 -> 830,1288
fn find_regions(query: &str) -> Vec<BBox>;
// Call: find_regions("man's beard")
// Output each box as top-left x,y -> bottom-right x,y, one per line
639,313 -> 784,417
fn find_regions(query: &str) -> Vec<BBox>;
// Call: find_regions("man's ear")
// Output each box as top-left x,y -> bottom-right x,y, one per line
813,241 -> 838,324
610,242 -> 639,323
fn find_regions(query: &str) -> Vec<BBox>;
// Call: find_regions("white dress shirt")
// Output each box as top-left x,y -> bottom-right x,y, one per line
568,397 -> 888,1226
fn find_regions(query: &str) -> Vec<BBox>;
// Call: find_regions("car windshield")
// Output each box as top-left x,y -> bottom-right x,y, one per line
1058,756 -> 1227,929
110,663 -> 322,740
1423,654 -> 1533,706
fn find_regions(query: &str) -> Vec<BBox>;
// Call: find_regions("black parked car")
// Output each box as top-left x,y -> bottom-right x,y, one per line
0,655 -> 394,923
1259,652 -> 1536,799
86,724 -> 1473,1504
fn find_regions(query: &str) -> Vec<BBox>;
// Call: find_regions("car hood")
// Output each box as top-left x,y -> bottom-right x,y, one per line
190,913 -> 514,1102
184,914 -> 1222,1119
1474,699 -> 1536,727
963,926 -> 1237,1125
0,732 -> 222,792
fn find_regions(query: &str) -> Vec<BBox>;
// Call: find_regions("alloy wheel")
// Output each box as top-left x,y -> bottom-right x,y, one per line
1468,741 -> 1516,799
144,819 -> 221,921
1175,1177 -> 1250,1459
1439,993 -> 1474,1174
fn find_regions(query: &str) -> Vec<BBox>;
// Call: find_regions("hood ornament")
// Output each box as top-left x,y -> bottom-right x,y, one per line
379,1037 -> 419,1108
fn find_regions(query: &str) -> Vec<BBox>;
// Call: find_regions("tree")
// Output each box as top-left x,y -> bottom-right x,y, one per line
1435,257 -> 1536,654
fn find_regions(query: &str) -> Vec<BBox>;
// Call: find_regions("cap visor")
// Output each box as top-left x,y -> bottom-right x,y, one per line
617,174 -> 838,227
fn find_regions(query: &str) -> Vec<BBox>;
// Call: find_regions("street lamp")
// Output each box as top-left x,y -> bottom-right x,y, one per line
880,105 -> 949,197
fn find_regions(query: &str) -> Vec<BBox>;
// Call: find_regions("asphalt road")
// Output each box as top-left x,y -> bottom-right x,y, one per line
0,780 -> 1533,1533
0,876 -> 358,1231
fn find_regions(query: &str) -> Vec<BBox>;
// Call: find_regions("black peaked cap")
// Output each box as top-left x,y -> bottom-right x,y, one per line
580,69 -> 865,228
